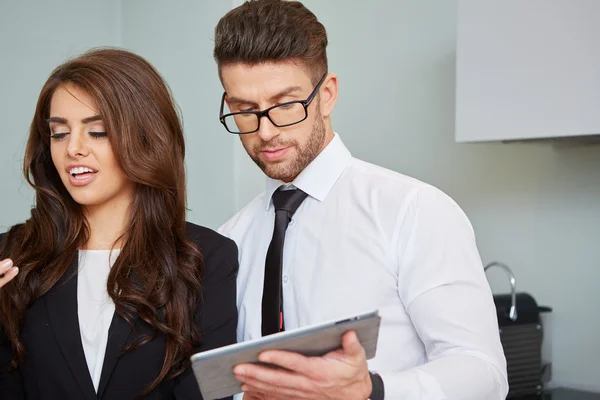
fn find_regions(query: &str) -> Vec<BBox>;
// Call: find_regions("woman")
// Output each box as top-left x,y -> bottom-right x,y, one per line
0,48 -> 238,399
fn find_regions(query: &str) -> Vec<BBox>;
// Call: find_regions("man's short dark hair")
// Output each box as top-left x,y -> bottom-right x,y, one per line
214,0 -> 328,83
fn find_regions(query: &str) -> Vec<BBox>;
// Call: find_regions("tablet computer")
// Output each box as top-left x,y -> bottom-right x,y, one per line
190,310 -> 381,400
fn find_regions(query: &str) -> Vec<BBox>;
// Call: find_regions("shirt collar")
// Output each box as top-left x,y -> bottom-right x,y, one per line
265,132 -> 352,210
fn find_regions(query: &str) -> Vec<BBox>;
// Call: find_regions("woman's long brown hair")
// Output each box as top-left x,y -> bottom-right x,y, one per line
0,48 -> 203,392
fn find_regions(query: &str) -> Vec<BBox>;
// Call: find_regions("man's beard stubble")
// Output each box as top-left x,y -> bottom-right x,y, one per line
245,113 -> 326,182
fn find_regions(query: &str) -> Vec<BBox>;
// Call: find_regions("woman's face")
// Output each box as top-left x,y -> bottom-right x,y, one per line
48,84 -> 134,211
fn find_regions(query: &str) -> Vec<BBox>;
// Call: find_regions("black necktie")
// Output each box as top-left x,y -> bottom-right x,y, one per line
261,188 -> 308,336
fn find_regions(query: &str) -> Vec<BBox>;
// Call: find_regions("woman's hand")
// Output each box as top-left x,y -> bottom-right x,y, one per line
0,259 -> 18,288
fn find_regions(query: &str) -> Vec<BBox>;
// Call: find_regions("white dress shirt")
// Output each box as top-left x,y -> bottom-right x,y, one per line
220,133 -> 508,399
77,249 -> 118,393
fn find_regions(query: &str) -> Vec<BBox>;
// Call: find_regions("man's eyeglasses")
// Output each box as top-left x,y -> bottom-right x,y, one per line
219,73 -> 327,135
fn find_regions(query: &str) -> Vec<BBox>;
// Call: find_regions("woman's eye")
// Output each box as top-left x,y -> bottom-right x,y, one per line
89,131 -> 108,138
50,132 -> 69,140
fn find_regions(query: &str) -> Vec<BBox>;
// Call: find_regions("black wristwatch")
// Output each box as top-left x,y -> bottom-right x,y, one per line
369,372 -> 385,400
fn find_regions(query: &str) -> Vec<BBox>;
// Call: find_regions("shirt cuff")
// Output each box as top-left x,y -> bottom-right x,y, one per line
379,369 -> 447,400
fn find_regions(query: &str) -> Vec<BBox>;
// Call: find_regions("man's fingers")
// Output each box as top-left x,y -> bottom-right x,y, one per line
241,378 -> 312,400
258,350 -> 315,376
235,362 -> 314,392
341,330 -> 365,358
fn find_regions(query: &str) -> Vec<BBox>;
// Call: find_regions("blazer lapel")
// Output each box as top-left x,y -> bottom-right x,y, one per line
96,303 -> 134,399
44,254 -> 97,400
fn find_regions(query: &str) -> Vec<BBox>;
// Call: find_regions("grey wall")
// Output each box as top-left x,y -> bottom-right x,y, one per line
0,0 -> 122,231
121,0 -> 237,229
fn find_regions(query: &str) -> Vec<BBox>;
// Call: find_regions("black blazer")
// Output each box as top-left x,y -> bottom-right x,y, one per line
0,222 -> 238,400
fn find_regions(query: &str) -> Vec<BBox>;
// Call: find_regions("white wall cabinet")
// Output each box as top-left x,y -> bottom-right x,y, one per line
455,0 -> 600,142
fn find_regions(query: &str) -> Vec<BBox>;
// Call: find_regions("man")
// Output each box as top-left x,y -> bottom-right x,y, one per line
216,1 -> 508,399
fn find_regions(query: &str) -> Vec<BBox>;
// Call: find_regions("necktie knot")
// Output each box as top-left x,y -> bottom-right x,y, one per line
272,187 -> 308,217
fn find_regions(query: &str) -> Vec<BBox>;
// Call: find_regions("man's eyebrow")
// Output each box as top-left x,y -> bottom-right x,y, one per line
227,85 -> 303,107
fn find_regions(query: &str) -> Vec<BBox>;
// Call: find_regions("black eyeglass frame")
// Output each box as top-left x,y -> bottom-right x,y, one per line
219,73 -> 328,134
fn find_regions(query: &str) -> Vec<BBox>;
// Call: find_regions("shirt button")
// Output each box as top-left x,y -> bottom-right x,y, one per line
289,219 -> 296,227
283,275 -> 290,284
